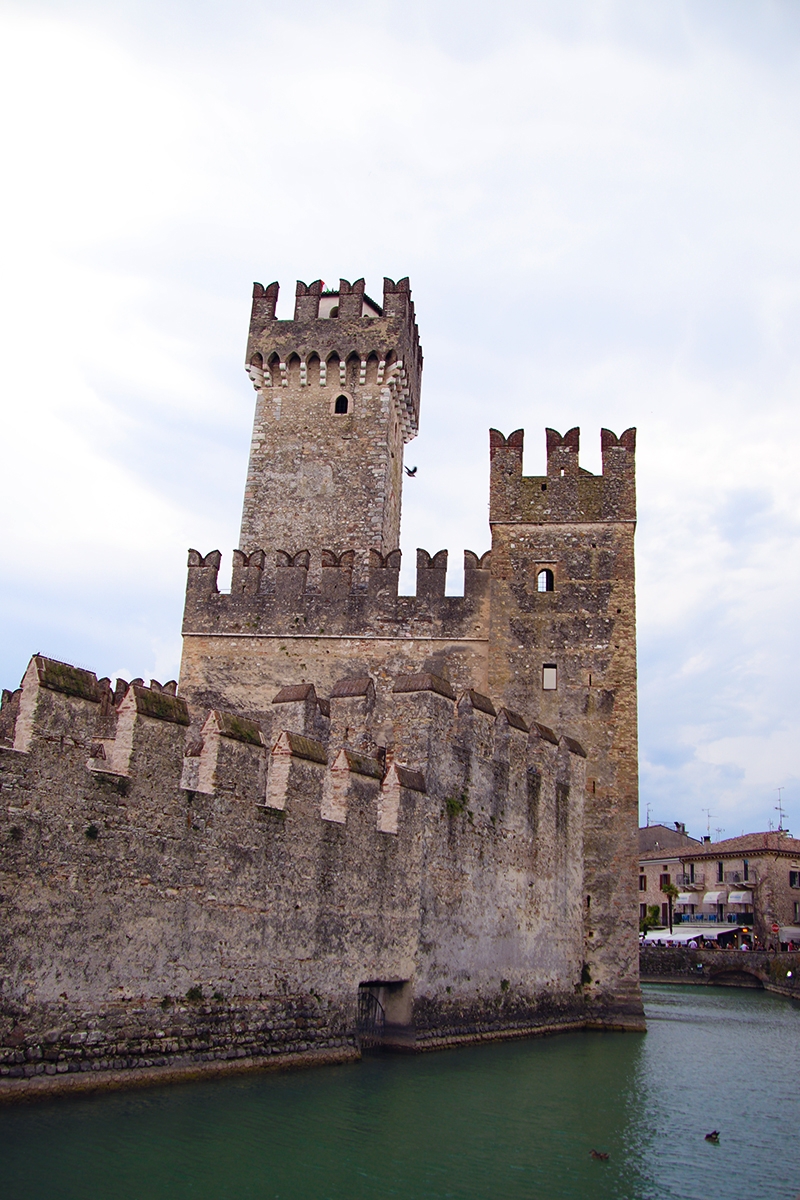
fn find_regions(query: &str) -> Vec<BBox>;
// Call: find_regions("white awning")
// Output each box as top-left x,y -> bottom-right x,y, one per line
676,893 -> 694,905
641,924 -> 737,944
727,891 -> 753,905
703,891 -> 725,904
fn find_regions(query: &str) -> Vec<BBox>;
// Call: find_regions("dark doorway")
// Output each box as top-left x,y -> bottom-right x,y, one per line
357,985 -> 385,1049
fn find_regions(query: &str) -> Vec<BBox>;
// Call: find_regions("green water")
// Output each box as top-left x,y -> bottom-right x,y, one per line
1,985 -> 798,1199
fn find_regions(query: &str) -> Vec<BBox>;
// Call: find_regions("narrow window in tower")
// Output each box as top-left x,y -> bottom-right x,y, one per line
542,664 -> 557,690
334,395 -> 349,414
537,569 -> 554,592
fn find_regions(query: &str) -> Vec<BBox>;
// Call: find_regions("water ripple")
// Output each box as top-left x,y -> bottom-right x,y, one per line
0,985 -> 798,1200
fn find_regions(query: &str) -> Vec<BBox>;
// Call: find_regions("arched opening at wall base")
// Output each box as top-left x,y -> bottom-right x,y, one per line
708,969 -> 764,989
356,980 -> 415,1052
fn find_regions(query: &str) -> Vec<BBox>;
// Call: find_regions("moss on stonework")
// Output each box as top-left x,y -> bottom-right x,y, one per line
133,687 -> 190,726
445,794 -> 468,817
37,658 -> 99,701
217,713 -> 263,745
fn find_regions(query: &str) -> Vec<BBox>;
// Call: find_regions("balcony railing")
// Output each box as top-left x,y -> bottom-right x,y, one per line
676,873 -> 705,886
724,871 -> 751,884
673,912 -> 755,925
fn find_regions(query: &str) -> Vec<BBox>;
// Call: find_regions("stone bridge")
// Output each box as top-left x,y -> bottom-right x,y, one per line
640,946 -> 800,998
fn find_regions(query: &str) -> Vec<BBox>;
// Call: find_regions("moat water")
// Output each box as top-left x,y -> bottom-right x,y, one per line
2,985 -> 799,1200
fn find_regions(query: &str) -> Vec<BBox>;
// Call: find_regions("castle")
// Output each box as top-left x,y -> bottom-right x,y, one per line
0,276 -> 644,1099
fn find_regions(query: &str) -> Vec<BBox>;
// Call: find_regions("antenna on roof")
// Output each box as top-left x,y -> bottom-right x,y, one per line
776,787 -> 786,832
701,807 -> 714,837
646,802 -> 652,827
715,827 -> 724,841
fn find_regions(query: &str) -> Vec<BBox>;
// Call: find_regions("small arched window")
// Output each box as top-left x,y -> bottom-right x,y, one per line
537,568 -> 554,592
334,395 -> 349,414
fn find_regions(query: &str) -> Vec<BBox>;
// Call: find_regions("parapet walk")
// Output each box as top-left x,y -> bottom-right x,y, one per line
1,655 -> 586,833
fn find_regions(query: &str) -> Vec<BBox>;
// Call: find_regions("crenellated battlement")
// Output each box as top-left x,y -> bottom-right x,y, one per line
244,276 -> 422,442
489,426 -> 636,524
1,655 -> 586,837
1,644 -> 601,1078
183,545 -> 492,643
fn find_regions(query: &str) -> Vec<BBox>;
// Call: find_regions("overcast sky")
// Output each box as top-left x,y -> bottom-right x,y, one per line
1,0 -> 799,840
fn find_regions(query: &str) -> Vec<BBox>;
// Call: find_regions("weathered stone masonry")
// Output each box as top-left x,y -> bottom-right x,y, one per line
0,275 -> 643,1100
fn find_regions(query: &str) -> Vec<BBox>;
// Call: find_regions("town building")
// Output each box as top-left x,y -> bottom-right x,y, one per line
638,823 -> 702,928
639,824 -> 800,945
0,276 -> 644,1096
676,831 -> 800,945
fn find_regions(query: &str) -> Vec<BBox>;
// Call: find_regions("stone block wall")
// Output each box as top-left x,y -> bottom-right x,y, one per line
0,651 -> 608,1096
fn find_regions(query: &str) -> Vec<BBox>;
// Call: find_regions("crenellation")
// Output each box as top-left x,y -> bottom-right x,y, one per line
265,729 -> 327,812
489,426 -> 637,527
329,676 -> 376,756
415,548 -> 448,600
13,656 -> 101,755
231,548 -> 265,596
194,710 -> 266,798
0,687 -> 21,747
293,278 -> 324,321
0,272 -> 643,1101
249,280 -> 280,338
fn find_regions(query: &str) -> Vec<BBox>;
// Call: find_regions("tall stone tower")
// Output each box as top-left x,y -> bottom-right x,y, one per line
487,426 -> 639,1014
239,277 -> 422,564
179,277 -> 641,1024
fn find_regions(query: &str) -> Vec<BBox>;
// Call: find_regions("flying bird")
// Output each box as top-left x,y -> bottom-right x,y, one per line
404,465 -> 417,477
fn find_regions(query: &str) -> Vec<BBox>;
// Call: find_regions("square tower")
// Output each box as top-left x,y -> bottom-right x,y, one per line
240,277 -> 422,560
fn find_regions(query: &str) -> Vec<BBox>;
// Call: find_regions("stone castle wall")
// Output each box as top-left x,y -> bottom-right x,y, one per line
180,421 -> 643,1031
0,273 -> 645,1099
0,655 -> 601,1096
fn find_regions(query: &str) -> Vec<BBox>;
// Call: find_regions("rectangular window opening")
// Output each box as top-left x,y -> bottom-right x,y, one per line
542,664 -> 557,691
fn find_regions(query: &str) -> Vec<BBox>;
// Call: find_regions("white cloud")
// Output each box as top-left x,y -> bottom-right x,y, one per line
2,0 -> 800,836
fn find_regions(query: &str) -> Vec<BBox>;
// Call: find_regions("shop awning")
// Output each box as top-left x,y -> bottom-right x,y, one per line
727,891 -> 752,905
676,893 -> 694,905
703,891 -> 725,904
